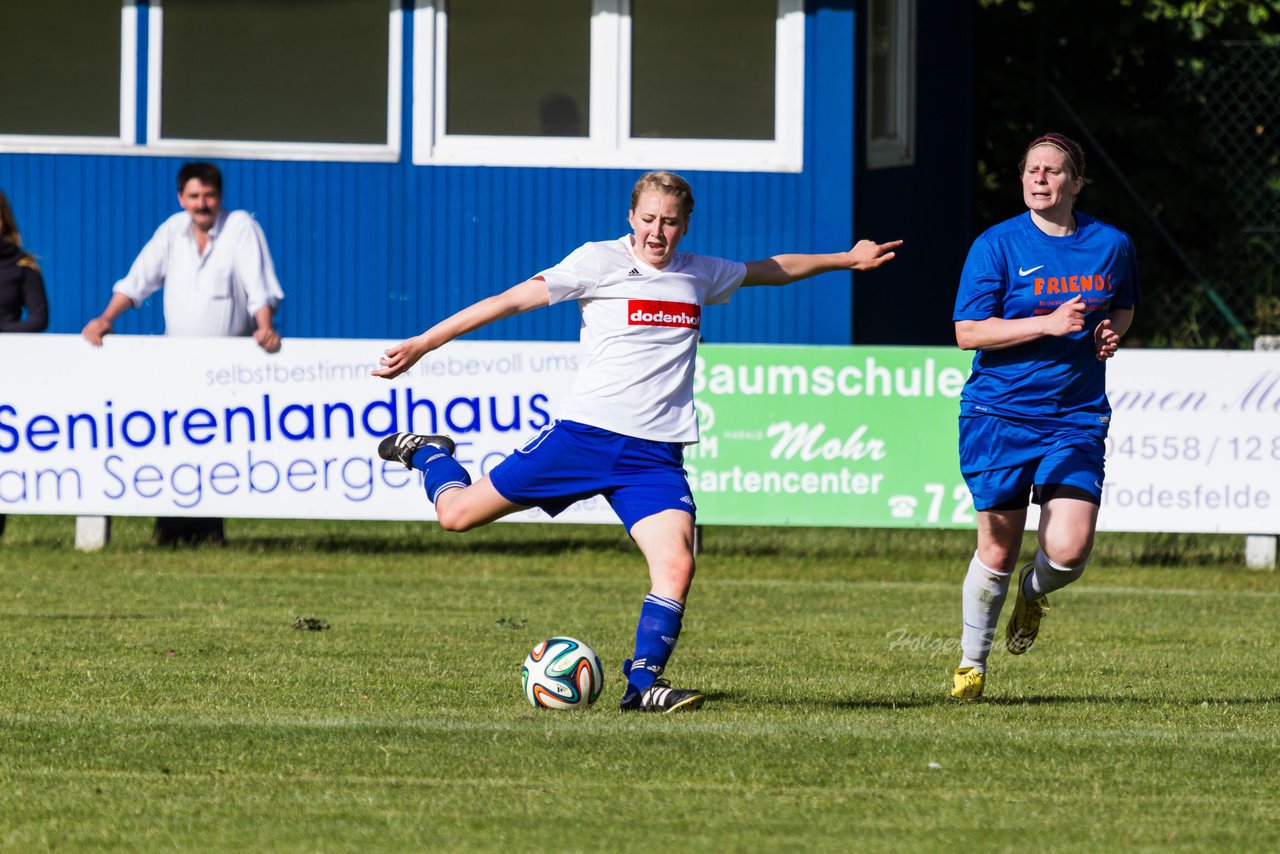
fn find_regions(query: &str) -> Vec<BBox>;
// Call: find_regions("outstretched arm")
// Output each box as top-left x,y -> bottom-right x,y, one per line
741,239 -> 901,287
373,277 -> 551,379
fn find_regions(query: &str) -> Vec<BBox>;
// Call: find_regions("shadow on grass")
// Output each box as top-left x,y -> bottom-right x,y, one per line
946,694 -> 1280,707
16,613 -> 158,621
2,517 -> 1254,568
232,526 -> 1253,567
226,533 -> 633,557
831,697 -> 945,710
719,692 -> 948,711
738,692 -> 1280,710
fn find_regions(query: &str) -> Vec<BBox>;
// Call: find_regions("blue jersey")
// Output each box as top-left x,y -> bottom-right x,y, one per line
953,211 -> 1139,427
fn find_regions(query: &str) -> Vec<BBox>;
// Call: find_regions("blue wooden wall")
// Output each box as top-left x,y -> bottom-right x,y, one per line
0,2 -> 932,347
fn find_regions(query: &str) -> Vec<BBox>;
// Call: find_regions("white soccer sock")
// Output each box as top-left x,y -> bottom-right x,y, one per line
1027,548 -> 1087,598
959,551 -> 1012,671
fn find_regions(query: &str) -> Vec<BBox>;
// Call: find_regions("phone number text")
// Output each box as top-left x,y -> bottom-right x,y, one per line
1105,434 -> 1280,465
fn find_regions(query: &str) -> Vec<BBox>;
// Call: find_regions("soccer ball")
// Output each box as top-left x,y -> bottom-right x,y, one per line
521,636 -> 604,710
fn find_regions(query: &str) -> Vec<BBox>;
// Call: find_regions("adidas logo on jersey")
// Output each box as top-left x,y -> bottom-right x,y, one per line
627,268 -> 642,277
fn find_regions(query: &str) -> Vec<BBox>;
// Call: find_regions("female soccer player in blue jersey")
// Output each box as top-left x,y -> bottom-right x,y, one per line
949,134 -> 1139,701
372,171 -> 900,713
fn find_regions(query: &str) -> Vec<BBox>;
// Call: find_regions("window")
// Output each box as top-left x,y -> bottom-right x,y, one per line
2,1 -> 805,168
150,0 -> 401,161
414,0 -> 805,172
445,0 -> 591,137
865,0 -> 915,169
0,0 -> 136,150
629,0 -> 776,141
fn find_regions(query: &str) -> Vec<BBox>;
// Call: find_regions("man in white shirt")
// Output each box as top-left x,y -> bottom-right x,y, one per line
81,162 -> 285,544
82,161 -> 283,350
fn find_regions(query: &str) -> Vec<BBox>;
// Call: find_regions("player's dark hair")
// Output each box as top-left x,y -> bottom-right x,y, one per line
177,161 -> 223,194
0,189 -> 22,248
631,171 -> 694,220
0,189 -> 39,271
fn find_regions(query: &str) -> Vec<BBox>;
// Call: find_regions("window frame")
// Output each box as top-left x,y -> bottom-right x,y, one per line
0,1 -> 138,154
412,0 -> 805,173
865,0 -> 916,170
0,1 -> 807,168
145,0 -> 403,163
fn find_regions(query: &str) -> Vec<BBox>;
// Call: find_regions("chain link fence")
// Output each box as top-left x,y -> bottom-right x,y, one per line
1169,42 -> 1280,347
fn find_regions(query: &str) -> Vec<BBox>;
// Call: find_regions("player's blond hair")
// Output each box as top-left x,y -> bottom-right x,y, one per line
631,171 -> 695,220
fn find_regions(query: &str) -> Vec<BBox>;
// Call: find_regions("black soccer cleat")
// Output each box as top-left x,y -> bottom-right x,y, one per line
619,679 -> 706,714
377,432 -> 456,469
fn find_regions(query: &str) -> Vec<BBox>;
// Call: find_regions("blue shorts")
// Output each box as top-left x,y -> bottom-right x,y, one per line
959,414 -> 1106,511
488,420 -> 695,533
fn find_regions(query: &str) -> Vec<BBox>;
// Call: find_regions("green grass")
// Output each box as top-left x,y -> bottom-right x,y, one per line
1,516 -> 1277,851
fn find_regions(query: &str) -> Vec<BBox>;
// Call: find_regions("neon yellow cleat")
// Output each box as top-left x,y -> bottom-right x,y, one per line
1006,562 -> 1051,655
950,666 -> 985,702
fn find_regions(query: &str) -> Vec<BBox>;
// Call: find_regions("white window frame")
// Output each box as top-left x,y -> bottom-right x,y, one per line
413,0 -> 805,173
146,0 -> 402,163
0,2 -> 138,155
865,0 -> 916,170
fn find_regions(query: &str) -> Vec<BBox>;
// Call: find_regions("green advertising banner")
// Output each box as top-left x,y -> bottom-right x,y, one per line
689,345 -> 975,528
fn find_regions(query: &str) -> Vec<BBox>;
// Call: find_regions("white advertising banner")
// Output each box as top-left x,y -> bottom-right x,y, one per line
1,336 -> 1277,534
1094,348 -> 1279,534
0,335 -> 615,524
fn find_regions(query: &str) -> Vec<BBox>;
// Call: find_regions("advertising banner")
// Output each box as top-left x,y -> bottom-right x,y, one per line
1,336 -> 1277,533
1094,349 -> 1279,534
688,345 -> 973,527
0,335 -> 610,524
690,346 -> 1280,534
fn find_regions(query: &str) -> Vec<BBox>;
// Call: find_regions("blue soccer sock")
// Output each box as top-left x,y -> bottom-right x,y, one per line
410,444 -> 472,504
625,594 -> 684,694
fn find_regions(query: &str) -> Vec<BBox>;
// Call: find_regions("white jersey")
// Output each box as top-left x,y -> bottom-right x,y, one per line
539,236 -> 746,443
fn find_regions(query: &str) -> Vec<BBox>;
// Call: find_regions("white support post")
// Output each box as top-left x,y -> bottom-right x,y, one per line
1247,336 -> 1279,569
1246,535 -> 1277,570
75,516 -> 111,552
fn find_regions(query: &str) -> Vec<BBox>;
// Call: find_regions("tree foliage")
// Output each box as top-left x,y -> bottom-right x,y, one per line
974,0 -> 1280,346
1138,0 -> 1280,40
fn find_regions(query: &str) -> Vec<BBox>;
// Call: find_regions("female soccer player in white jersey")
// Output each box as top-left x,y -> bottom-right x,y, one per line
949,134 -> 1140,702
373,170 -> 900,713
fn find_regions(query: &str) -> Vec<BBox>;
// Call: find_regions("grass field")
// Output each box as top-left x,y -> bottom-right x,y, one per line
1,515 -> 1277,851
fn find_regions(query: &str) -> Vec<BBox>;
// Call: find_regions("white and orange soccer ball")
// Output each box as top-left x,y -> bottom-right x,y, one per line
521,637 -> 604,710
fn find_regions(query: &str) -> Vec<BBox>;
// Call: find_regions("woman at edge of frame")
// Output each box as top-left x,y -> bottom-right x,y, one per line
0,189 -> 50,541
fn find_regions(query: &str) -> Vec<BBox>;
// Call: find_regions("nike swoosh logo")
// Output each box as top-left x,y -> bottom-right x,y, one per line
1018,265 -> 1045,276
